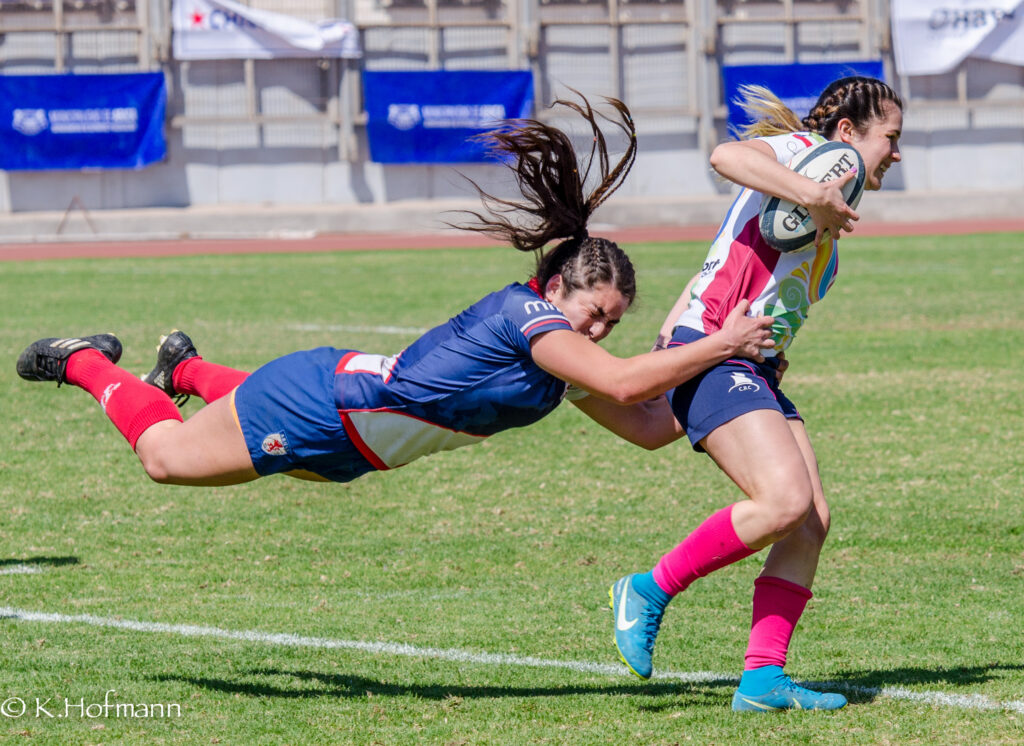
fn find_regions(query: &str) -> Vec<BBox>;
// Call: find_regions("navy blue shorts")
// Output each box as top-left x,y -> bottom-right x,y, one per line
668,327 -> 801,452
232,347 -> 377,483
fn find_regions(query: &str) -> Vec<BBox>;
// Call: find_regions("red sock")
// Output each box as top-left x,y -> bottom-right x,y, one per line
652,504 -> 756,596
64,350 -> 182,450
744,575 -> 813,669
172,357 -> 249,403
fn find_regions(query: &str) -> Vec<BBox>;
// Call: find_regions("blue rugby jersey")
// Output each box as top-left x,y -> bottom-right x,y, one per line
333,282 -> 574,470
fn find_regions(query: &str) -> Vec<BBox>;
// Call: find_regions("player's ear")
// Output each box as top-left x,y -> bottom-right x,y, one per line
543,273 -> 563,301
835,117 -> 856,143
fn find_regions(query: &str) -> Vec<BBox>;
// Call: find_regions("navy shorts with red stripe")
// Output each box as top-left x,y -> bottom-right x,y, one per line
233,346 -> 377,482
667,327 -> 801,452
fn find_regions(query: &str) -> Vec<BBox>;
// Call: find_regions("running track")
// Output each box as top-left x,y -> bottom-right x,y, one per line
2,218 -> 1023,261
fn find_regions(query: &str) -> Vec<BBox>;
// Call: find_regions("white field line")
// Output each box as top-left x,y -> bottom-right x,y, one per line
286,323 -> 428,336
0,606 -> 1021,714
0,566 -> 42,575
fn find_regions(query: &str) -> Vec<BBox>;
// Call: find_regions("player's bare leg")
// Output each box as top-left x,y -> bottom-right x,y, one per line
702,413 -> 844,712
134,393 -> 260,486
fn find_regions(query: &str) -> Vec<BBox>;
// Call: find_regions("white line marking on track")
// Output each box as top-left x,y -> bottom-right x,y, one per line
0,606 -> 1021,713
0,566 -> 43,575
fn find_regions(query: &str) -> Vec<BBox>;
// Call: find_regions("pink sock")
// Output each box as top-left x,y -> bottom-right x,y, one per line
744,575 -> 813,669
65,350 -> 183,450
173,357 -> 249,403
651,504 -> 755,596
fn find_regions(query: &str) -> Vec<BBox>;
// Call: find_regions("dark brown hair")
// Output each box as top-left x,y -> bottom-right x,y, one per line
736,76 -> 903,140
453,93 -> 638,304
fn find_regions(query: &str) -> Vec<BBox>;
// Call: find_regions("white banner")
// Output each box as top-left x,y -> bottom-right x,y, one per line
172,0 -> 361,60
892,0 -> 1024,76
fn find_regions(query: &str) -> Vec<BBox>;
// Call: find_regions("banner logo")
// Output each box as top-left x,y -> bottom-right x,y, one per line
892,0 -> 1024,76
0,72 -> 165,171
188,8 -> 259,30
172,0 -> 361,60
12,109 -> 47,137
387,104 -> 421,131
928,6 -> 1015,30
420,104 -> 506,129
363,70 -> 533,163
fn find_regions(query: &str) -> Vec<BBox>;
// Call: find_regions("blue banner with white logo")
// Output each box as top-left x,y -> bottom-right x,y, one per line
363,70 -> 534,164
721,61 -> 885,133
0,72 -> 166,171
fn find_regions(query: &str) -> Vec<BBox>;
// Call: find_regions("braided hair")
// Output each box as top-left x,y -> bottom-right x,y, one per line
452,92 -> 638,304
735,76 -> 903,140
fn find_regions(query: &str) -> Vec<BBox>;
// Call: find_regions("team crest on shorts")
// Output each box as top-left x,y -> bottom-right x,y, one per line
261,432 -> 289,456
728,372 -> 760,393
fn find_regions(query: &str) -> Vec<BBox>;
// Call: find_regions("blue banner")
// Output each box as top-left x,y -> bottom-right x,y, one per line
363,70 -> 534,164
721,61 -> 885,133
0,72 -> 166,171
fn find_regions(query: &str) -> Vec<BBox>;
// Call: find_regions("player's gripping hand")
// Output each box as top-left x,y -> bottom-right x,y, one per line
719,300 -> 775,362
651,334 -> 669,352
807,168 -> 859,247
775,351 -> 789,382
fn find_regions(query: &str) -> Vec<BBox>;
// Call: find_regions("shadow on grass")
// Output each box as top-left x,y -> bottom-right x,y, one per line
154,663 -> 1024,706
152,668 -> 737,704
823,663 -> 1024,704
0,556 -> 78,568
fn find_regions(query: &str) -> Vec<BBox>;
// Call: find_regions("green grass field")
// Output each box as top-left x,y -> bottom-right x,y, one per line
1,233 -> 1022,745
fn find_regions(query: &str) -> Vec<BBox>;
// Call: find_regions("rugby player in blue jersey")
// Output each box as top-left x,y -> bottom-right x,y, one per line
18,95 -> 773,487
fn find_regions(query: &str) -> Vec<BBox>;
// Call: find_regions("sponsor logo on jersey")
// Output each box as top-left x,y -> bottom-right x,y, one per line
727,372 -> 760,393
523,299 -> 557,315
261,432 -> 289,456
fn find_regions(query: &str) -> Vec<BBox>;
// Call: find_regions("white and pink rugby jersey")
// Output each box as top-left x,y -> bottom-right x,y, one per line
675,131 -> 840,355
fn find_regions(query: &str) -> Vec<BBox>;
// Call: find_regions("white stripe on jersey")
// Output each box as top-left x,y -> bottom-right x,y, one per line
346,410 -> 485,469
341,352 -> 398,383
520,314 -> 568,334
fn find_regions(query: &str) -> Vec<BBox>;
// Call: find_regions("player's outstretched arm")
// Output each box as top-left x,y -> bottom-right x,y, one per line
530,300 -> 774,405
571,394 -> 684,450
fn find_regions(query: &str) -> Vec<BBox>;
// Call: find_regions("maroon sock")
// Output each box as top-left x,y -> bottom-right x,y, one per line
172,356 -> 249,403
64,350 -> 182,449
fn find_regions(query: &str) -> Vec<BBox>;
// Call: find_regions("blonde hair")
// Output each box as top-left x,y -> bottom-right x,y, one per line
733,76 -> 904,140
734,84 -> 803,139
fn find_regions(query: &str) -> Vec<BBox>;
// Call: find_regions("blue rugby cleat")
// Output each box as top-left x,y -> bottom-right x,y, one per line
732,676 -> 847,712
609,574 -> 665,680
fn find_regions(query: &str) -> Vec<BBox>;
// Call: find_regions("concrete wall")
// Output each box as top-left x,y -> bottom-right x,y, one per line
0,0 -> 1022,239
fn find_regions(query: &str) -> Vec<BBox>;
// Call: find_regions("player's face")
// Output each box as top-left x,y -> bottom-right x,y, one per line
546,279 -> 630,343
844,100 -> 903,191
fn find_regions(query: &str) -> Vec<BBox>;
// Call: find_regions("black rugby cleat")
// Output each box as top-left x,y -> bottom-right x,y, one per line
16,334 -> 123,386
141,330 -> 198,406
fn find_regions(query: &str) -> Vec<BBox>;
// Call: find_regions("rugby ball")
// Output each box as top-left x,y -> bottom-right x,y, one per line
758,140 -> 865,253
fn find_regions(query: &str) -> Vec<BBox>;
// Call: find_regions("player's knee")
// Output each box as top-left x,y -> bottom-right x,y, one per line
802,501 -> 831,546
136,448 -> 175,484
780,495 -> 831,549
762,485 -> 815,539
